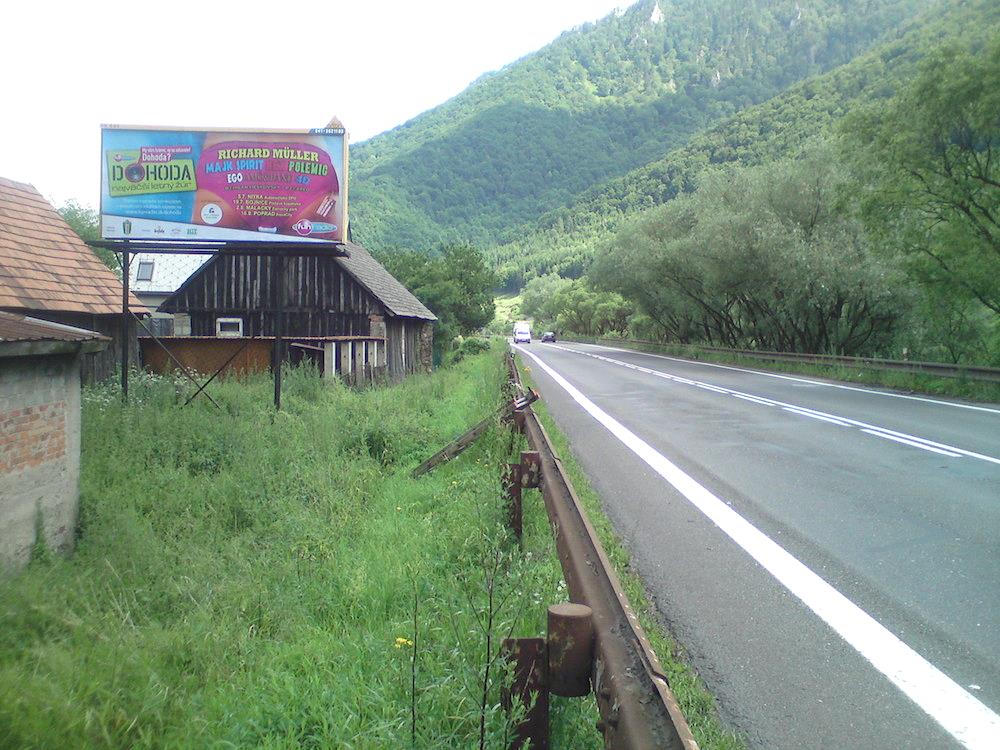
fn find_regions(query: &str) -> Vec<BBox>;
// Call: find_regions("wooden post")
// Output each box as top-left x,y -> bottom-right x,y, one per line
323,341 -> 336,381
340,340 -> 352,382
354,339 -> 365,384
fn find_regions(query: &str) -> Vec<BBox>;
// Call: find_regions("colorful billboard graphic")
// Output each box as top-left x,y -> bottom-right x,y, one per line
100,126 -> 347,243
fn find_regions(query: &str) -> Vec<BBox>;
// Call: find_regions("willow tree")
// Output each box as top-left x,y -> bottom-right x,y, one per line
592,146 -> 910,354
848,37 -> 1000,316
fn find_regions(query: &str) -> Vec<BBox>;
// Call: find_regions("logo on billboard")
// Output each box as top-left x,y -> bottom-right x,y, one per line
200,203 -> 223,225
106,147 -> 196,196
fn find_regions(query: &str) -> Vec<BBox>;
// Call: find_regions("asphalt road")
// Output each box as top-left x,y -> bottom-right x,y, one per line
513,340 -> 1000,750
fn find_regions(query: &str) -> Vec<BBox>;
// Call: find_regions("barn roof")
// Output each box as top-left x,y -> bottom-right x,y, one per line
337,243 -> 436,321
0,176 -> 140,315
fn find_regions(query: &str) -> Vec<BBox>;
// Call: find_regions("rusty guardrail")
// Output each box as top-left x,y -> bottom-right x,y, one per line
504,351 -> 698,750
563,335 -> 1000,384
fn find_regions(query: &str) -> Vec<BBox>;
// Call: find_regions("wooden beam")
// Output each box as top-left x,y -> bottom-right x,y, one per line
411,390 -> 538,478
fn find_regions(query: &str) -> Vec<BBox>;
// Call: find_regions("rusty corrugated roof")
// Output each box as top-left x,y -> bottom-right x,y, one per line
0,310 -> 109,343
0,176 -> 140,315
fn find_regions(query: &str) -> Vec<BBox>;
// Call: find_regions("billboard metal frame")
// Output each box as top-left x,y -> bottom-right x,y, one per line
89,239 -> 349,410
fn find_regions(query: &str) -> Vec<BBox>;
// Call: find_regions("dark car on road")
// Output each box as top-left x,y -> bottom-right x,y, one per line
541,331 -> 556,342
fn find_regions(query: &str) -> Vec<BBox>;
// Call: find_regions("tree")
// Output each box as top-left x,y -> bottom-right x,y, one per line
592,145 -> 910,354
520,273 -> 572,325
848,37 -> 1000,316
380,243 -> 496,357
57,201 -> 118,273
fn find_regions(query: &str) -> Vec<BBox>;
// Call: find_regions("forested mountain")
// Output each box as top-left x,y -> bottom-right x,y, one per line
349,0 -> 935,253
492,0 -> 999,289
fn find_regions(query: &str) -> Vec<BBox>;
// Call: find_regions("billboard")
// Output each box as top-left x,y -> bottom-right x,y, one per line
100,125 -> 347,243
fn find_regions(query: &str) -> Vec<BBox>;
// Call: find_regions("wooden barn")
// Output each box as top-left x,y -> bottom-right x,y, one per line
0,176 -> 142,382
154,242 -> 436,380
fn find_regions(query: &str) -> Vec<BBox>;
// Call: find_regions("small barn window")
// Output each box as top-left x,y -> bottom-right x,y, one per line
136,261 -> 154,282
215,317 -> 243,337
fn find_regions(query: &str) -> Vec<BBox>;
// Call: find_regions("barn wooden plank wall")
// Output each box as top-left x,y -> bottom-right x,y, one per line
163,254 -> 379,338
158,254 -> 431,379
385,319 -> 424,377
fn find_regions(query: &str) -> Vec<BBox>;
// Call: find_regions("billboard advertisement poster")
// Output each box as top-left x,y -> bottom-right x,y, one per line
100,126 -> 347,243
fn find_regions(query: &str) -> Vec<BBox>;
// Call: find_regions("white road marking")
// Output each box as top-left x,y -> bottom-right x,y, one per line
580,342 -> 1000,416
549,344 -> 1000,466
696,383 -> 730,394
733,394 -> 777,406
783,407 -> 852,427
515,344 -> 1000,750
861,429 -> 963,457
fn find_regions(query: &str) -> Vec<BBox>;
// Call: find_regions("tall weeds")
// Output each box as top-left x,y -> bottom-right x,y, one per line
0,347 -> 601,748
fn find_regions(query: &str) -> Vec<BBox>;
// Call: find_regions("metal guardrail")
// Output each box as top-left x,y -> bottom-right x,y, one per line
564,336 -> 1000,384
506,351 -> 698,750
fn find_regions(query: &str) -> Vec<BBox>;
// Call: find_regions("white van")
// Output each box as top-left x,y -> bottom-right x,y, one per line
513,321 -> 531,344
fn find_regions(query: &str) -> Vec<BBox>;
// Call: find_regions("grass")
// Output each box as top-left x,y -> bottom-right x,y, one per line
0,347 -> 602,749
516,355 -> 746,750
566,336 -> 1000,404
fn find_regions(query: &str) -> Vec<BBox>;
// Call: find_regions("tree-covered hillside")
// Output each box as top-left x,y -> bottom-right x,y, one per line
491,0 -> 999,289
349,0 -> 935,253
512,3 -> 1000,366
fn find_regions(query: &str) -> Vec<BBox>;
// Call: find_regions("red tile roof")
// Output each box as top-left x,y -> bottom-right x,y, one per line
0,176 -> 141,315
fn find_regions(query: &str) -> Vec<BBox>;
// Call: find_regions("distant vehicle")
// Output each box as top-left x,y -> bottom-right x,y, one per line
513,321 -> 531,343
541,331 -> 556,342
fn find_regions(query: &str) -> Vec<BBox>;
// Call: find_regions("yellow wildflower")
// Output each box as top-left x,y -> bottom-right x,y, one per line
394,637 -> 414,648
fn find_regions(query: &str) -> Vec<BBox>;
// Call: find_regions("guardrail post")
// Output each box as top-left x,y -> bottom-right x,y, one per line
502,637 -> 549,750
520,451 -> 541,489
547,603 -> 593,697
505,462 -> 523,541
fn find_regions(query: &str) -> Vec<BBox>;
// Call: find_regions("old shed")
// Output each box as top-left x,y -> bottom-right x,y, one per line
0,176 -> 142,382
0,312 -> 109,570
156,242 -> 436,379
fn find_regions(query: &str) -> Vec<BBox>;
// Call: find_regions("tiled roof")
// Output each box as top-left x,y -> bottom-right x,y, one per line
337,243 -> 436,321
0,176 -> 140,315
0,310 -> 109,343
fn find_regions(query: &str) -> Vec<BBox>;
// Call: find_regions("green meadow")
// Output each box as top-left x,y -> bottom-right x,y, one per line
0,347 -> 600,748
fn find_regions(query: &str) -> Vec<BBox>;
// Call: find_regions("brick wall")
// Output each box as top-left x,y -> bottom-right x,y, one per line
0,353 -> 81,571
0,401 -> 67,473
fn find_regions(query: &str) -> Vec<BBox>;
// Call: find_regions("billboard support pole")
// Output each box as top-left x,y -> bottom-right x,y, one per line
121,242 -> 130,404
274,252 -> 285,411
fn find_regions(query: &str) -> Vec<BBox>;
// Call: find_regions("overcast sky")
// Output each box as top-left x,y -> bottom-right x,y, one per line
0,0 -> 630,209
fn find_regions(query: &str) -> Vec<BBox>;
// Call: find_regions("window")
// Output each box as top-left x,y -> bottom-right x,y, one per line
135,261 -> 154,282
216,318 -> 243,337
